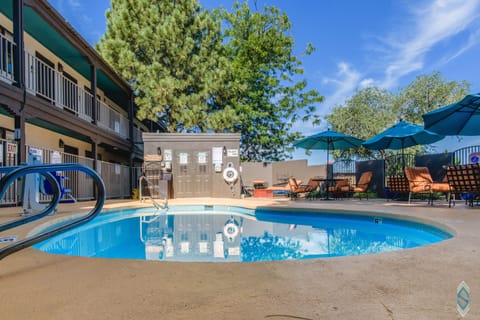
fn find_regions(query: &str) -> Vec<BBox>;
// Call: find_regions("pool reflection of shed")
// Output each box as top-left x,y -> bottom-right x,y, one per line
143,133 -> 241,198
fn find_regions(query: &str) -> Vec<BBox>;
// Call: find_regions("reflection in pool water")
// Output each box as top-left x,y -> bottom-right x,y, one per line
33,206 -> 452,262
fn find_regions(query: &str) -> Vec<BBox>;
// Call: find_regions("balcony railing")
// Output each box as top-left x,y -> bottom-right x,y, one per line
0,33 -> 14,83
23,51 -> 129,139
132,126 -> 144,152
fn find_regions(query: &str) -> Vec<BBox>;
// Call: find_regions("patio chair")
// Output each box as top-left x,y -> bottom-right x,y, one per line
351,171 -> 373,200
404,167 -> 450,205
327,179 -> 351,199
42,172 -> 76,203
446,164 -> 480,207
288,177 -> 315,199
385,175 -> 409,201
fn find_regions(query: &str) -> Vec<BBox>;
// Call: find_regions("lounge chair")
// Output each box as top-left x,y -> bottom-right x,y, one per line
446,164 -> 480,207
351,171 -> 372,200
288,177 -> 315,199
327,179 -> 351,199
385,175 -> 409,201
404,167 -> 449,205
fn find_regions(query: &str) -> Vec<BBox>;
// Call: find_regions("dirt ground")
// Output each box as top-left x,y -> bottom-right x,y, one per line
1,198 -> 478,319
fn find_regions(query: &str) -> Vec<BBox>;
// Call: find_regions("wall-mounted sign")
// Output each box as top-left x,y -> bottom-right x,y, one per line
212,147 -> 223,164
144,154 -> 162,161
227,149 -> 239,157
469,152 -> 480,164
6,142 -> 17,155
198,152 -> 207,164
29,145 -> 43,159
164,149 -> 173,161
51,151 -> 62,164
179,152 -> 189,164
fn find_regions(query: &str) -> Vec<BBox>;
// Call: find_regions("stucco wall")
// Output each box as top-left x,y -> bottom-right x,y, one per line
240,160 -> 327,188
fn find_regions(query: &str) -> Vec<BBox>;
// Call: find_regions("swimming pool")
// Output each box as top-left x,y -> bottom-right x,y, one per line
33,205 -> 453,262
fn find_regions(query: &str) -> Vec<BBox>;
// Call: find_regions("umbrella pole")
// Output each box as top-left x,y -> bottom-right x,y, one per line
326,142 -> 331,200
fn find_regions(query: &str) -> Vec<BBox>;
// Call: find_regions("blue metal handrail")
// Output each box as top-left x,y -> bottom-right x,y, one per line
0,163 -> 106,260
0,167 -> 61,232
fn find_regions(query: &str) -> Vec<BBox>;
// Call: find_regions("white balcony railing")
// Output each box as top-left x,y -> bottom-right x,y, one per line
23,51 -> 130,139
0,34 -> 15,83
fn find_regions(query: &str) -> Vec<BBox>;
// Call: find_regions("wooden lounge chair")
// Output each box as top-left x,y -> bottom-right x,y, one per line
351,171 -> 372,200
446,164 -> 480,207
404,167 -> 450,205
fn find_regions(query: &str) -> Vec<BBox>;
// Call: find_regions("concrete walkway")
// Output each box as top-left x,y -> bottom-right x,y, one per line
1,197 -> 479,319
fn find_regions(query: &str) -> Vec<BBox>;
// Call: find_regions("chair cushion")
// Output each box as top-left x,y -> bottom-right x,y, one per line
431,182 -> 450,193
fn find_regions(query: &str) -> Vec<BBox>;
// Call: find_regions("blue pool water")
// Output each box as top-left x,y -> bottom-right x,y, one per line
33,205 -> 452,262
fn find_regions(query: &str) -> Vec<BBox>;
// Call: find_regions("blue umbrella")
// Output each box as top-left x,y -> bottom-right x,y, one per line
423,93 -> 480,136
363,120 -> 445,169
363,120 -> 444,150
294,130 -> 364,198
294,129 -> 364,151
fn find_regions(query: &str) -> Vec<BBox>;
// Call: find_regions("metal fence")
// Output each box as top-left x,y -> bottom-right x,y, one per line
0,143 -> 136,205
0,139 -> 19,205
332,159 -> 356,184
453,145 -> 480,165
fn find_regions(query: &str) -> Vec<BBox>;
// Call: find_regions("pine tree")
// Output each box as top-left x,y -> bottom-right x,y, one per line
96,0 -> 236,132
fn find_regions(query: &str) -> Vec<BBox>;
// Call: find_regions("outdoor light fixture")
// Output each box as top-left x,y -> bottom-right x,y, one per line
223,146 -> 227,155
59,139 -> 64,148
157,147 -> 162,155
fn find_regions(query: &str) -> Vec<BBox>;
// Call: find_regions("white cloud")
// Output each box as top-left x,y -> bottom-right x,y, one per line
359,78 -> 375,88
321,62 -> 362,110
379,0 -> 480,88
440,25 -> 480,64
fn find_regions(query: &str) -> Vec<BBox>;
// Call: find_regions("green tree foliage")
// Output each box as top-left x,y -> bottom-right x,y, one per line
326,87 -> 397,159
96,0 -> 236,132
218,2 -> 324,161
396,71 -> 470,124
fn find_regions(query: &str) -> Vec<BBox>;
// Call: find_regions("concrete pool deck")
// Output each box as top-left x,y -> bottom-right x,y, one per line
1,197 -> 479,319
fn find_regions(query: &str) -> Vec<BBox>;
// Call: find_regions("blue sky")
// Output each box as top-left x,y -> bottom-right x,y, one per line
50,0 -> 480,164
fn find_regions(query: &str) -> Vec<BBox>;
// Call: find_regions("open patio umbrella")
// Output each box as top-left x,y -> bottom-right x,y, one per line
294,129 -> 364,198
362,120 -> 445,169
422,93 -> 480,136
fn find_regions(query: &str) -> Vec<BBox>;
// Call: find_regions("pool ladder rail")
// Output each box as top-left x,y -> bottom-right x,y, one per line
0,163 -> 106,260
138,175 -> 168,210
